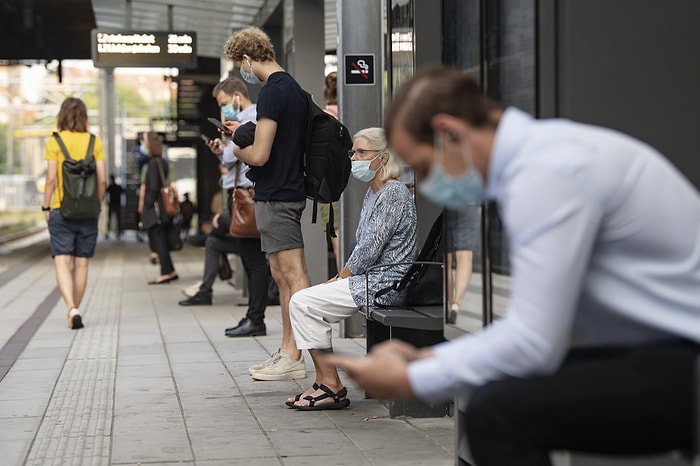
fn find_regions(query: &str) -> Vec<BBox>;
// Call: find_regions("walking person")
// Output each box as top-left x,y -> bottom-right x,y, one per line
105,174 -> 124,239
138,131 -> 178,285
223,26 -> 311,379
42,97 -> 107,330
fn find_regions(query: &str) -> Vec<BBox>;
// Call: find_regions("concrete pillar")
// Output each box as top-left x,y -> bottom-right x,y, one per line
98,68 -> 117,177
337,0 -> 384,337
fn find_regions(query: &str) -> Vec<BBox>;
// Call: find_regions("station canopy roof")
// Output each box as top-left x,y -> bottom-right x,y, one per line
0,0 -> 337,62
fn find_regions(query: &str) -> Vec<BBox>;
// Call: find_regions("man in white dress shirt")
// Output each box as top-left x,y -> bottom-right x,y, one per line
330,65 -> 700,465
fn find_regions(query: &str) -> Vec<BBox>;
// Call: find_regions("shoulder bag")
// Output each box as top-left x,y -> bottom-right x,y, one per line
156,158 -> 180,217
229,162 -> 260,238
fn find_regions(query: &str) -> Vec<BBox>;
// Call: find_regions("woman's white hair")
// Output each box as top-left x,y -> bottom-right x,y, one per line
353,127 -> 403,181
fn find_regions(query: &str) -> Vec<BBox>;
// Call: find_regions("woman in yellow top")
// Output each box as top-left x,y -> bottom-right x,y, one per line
43,97 -> 107,330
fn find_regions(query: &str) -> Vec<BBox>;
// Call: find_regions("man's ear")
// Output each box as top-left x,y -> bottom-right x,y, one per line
431,114 -> 465,142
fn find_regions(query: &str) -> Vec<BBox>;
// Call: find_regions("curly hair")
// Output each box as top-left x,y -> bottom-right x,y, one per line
224,26 -> 275,63
57,97 -> 88,132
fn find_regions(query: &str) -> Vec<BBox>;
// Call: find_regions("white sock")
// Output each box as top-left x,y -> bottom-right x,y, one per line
69,308 -> 80,318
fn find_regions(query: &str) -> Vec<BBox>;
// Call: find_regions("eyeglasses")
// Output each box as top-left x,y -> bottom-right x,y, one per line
348,149 -> 379,159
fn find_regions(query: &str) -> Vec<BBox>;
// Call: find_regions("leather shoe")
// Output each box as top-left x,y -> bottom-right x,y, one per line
178,292 -> 212,306
225,318 -> 266,337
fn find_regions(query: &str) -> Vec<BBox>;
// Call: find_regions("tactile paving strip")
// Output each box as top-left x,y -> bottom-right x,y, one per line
25,251 -> 121,466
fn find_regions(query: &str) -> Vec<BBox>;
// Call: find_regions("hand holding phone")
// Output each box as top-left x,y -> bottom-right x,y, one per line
207,117 -> 232,135
200,134 -> 211,143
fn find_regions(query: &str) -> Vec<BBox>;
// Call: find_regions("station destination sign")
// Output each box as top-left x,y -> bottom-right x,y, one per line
91,30 -> 197,68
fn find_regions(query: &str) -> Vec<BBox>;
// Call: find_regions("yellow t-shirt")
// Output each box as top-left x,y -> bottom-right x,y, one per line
44,131 -> 105,209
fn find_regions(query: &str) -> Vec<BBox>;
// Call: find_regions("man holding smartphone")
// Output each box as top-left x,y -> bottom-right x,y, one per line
180,77 -> 272,340
222,26 -> 311,381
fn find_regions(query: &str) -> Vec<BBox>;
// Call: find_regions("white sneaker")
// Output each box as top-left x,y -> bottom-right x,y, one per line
182,281 -> 203,298
249,351 -> 281,375
251,351 -> 306,381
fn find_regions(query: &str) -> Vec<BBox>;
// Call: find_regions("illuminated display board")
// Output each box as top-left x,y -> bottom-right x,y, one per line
91,30 -> 197,68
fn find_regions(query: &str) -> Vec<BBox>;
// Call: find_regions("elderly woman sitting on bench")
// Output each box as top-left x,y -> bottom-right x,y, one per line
287,127 -> 418,411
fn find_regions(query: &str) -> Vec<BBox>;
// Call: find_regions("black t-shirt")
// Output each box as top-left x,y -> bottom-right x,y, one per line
254,71 -> 308,201
107,183 -> 123,206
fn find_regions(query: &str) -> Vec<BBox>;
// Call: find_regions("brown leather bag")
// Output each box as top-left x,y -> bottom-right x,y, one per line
156,159 -> 180,217
229,163 -> 260,238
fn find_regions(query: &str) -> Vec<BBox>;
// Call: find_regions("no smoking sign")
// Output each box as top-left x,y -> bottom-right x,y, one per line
344,54 -> 375,85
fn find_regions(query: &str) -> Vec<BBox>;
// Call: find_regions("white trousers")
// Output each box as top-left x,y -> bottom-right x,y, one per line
289,278 -> 358,350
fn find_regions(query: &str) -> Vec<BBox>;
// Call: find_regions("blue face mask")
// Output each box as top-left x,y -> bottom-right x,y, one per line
139,145 -> 148,156
240,59 -> 261,85
351,153 -> 381,182
222,104 -> 238,121
418,164 -> 484,209
221,95 -> 241,121
417,133 -> 484,209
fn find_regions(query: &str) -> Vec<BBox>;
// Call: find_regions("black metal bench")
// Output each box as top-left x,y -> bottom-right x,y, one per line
359,261 -> 450,418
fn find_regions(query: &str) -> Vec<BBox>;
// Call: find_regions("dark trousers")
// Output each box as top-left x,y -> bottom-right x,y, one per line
237,236 -> 271,324
465,341 -> 700,466
148,223 -> 174,275
107,205 -> 122,234
199,235 -> 271,324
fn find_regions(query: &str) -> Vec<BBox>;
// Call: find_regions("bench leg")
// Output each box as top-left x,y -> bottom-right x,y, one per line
364,321 -> 450,418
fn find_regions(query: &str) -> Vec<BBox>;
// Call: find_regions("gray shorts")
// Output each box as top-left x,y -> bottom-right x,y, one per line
254,200 -> 306,253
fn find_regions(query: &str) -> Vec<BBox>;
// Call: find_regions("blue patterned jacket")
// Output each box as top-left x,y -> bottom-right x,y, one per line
347,181 -> 417,307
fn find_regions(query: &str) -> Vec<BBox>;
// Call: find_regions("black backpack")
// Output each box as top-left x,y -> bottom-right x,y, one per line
302,91 -> 352,232
53,132 -> 100,220
373,212 -> 445,307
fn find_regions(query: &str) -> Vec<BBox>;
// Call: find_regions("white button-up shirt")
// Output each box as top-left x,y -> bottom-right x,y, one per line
220,103 -> 256,189
409,107 -> 700,402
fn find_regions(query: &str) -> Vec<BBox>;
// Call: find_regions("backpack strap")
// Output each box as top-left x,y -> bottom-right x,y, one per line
52,132 -> 73,161
155,158 -> 168,188
53,132 -> 95,162
84,134 -> 96,163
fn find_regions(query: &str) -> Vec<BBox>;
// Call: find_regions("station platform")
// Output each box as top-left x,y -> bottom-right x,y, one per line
0,231 -> 454,466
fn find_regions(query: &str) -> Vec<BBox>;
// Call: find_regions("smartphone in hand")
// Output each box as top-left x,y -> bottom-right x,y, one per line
207,117 -> 232,135
200,134 -> 211,143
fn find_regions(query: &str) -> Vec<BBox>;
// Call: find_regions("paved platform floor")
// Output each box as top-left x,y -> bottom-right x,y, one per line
0,232 -> 454,466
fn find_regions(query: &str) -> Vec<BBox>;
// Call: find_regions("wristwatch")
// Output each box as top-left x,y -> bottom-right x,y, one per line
41,206 -> 51,211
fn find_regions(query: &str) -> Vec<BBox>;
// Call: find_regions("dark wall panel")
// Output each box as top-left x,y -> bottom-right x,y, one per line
555,0 -> 700,188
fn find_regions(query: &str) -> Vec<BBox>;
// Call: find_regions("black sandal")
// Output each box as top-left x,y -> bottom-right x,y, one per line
286,382 -> 319,408
295,384 -> 350,411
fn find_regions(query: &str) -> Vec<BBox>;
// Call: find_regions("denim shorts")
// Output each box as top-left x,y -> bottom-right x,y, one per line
48,210 -> 99,258
254,200 -> 306,253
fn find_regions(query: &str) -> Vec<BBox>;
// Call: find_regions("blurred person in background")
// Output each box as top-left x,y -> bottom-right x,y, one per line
138,131 -> 178,285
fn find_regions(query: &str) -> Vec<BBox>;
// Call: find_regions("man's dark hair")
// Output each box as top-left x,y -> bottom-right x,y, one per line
212,76 -> 250,99
384,65 -> 499,144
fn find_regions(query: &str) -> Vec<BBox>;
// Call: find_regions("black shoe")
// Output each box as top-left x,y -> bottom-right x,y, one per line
178,292 -> 212,306
225,318 -> 266,337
